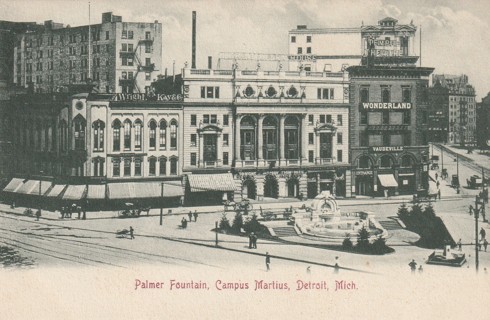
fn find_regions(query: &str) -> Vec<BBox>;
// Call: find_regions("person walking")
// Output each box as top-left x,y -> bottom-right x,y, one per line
193,211 -> 198,222
435,172 -> 438,180
418,265 -> 423,274
188,211 -> 193,222
480,227 -> 486,242
248,233 -> 254,249
35,209 -> 41,221
181,217 -> 187,229
265,252 -> 270,271
409,259 -> 417,274
436,180 -> 440,189
333,263 -> 340,274
484,239 -> 488,252
469,205 -> 474,216
457,239 -> 462,251
252,233 -> 258,249
438,189 -> 441,200
129,226 -> 134,240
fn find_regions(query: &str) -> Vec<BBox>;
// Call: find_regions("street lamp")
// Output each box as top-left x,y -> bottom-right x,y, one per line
37,170 -> 44,220
160,182 -> 164,226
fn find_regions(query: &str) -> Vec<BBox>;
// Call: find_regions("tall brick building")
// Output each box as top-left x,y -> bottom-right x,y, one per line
348,17 -> 433,197
12,12 -> 162,94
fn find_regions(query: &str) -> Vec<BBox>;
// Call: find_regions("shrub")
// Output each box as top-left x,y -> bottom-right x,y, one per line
342,236 -> 353,249
219,213 -> 231,231
371,236 -> 389,254
397,203 -> 410,220
356,226 -> 370,250
231,212 -> 244,233
243,213 -> 262,234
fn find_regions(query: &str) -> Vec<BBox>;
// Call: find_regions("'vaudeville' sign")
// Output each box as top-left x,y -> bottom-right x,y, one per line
370,146 -> 404,152
110,93 -> 184,102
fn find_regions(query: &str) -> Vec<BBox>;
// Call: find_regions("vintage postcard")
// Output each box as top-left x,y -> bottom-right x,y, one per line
0,0 -> 489,319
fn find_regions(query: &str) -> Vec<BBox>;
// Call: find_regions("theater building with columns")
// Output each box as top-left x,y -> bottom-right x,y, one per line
181,65 -> 352,203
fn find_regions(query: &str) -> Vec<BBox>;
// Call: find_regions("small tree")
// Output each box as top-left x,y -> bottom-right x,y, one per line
424,202 -> 436,219
231,212 -> 244,233
342,235 -> 353,250
243,213 -> 262,234
219,213 -> 231,231
397,203 -> 410,221
356,226 -> 370,251
371,235 -> 388,254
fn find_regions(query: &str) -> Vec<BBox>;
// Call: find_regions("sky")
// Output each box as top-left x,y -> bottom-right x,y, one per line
1,0 -> 489,99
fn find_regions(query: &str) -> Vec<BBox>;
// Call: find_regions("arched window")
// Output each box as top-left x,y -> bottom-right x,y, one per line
73,117 -> 86,150
159,156 -> 167,176
123,158 -> 131,176
93,158 -> 105,177
358,155 -> 371,169
380,155 -> 393,168
134,119 -> 142,151
401,155 -> 413,168
134,158 -> 142,176
93,120 -> 105,152
170,157 -> 178,175
112,119 -> 121,151
170,120 -> 178,149
159,120 -> 167,150
123,119 -> 131,150
149,120 -> 157,150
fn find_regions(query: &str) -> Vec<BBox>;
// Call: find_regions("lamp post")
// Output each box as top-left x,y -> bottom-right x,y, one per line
37,171 -> 44,220
475,195 -> 480,273
160,182 -> 164,226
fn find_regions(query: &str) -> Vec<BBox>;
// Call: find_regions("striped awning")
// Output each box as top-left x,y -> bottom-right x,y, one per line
46,184 -> 67,198
62,185 -> 87,200
15,180 -> 51,195
378,174 -> 398,187
3,178 -> 25,193
187,173 -> 238,192
87,185 -> 106,200
107,182 -> 183,200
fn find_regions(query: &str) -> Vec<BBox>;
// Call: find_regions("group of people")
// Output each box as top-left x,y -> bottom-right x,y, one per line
181,211 -> 199,229
249,232 -> 258,249
408,259 -> 423,274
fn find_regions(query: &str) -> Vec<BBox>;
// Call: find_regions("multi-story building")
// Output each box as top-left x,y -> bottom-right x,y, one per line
431,74 -> 477,145
12,12 -> 162,94
476,92 -> 490,150
348,17 -> 433,197
181,63 -> 351,204
288,24 -> 361,72
428,81 -> 450,143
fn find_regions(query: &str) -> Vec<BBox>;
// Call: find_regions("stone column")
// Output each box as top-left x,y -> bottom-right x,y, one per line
315,132 -> 320,164
279,115 -> 285,163
257,115 -> 263,160
199,133 -> 203,167
235,115 -> 242,162
301,114 -> 307,161
217,133 -> 222,166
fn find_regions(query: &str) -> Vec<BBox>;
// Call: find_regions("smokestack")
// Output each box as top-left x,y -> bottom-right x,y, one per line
208,56 -> 212,69
192,11 -> 196,69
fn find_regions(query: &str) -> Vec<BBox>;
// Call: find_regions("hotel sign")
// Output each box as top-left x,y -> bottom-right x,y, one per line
288,55 -> 317,62
110,93 -> 183,102
364,36 -> 404,57
370,146 -> 404,152
361,102 -> 412,111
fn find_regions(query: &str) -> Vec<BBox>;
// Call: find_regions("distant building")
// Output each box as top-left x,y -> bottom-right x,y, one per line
12,12 -> 162,94
428,81 -> 450,143
431,74 -> 477,145
476,92 -> 490,150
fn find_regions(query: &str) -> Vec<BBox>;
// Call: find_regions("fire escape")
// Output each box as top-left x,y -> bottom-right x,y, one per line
119,34 -> 156,93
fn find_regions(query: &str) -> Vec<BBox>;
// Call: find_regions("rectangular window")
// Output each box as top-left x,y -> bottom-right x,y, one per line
134,160 -> 141,176
149,159 -> 156,175
382,111 -> 389,125
223,134 -> 229,146
403,111 -> 411,125
145,44 -> 151,53
381,86 -> 390,103
308,133 -> 314,144
360,112 -> 367,125
113,160 -> 120,176
329,88 -> 334,99
337,115 -> 342,126
128,31 -> 134,39
190,134 -> 197,146
223,115 -> 229,126
402,87 -> 411,103
291,36 -> 296,43
360,132 -> 368,146
360,87 -> 369,103
323,88 -> 328,99
326,115 -> 332,123
308,115 -> 314,125
297,47 -> 302,54
320,115 -> 326,124
128,44 -> 133,52
215,87 -> 220,98
170,159 -> 177,175
106,31 -> 109,40
190,153 -> 197,166
306,47 -> 311,54
210,114 -> 217,124
159,159 -> 166,175
145,31 -> 151,40
145,72 -> 151,81
306,35 -> 311,43
383,134 -> 390,146
337,132 -> 342,145
223,152 -> 229,165
191,115 -> 197,126
124,159 -> 131,176
203,115 -> 210,124
308,150 -> 314,163
145,58 -> 151,66
337,150 -> 343,162
201,86 -> 205,98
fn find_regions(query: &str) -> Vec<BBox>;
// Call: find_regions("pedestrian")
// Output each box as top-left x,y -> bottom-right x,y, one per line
418,265 -> 423,274
188,211 -> 192,222
306,266 -> 311,274
252,233 -> 258,249
129,226 -> 134,239
457,238 -> 462,251
469,205 -> 474,216
409,259 -> 417,273
480,227 -> 486,241
265,252 -> 270,271
438,189 -> 441,200
479,241 -> 482,251
484,239 -> 488,252
181,217 -> 187,229
248,233 -> 253,249
435,172 -> 438,180
193,211 -> 198,222
334,263 -> 340,274
436,180 -> 440,189
35,209 -> 41,221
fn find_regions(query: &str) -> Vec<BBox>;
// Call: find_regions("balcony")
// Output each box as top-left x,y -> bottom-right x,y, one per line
119,51 -> 135,58
366,124 -> 409,131
118,78 -> 134,86
316,158 -> 333,165
139,37 -> 154,44
138,63 -> 155,72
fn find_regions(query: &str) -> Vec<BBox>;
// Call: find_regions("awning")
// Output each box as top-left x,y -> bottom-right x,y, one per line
62,185 -> 87,201
46,184 -> 67,198
398,173 -> 415,177
15,180 -> 51,195
87,185 -> 106,200
378,174 -> 398,187
107,182 -> 183,200
3,178 -> 25,193
187,173 -> 238,192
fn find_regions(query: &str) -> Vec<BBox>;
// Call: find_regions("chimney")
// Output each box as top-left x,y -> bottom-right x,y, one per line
208,56 -> 212,69
192,11 -> 197,69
